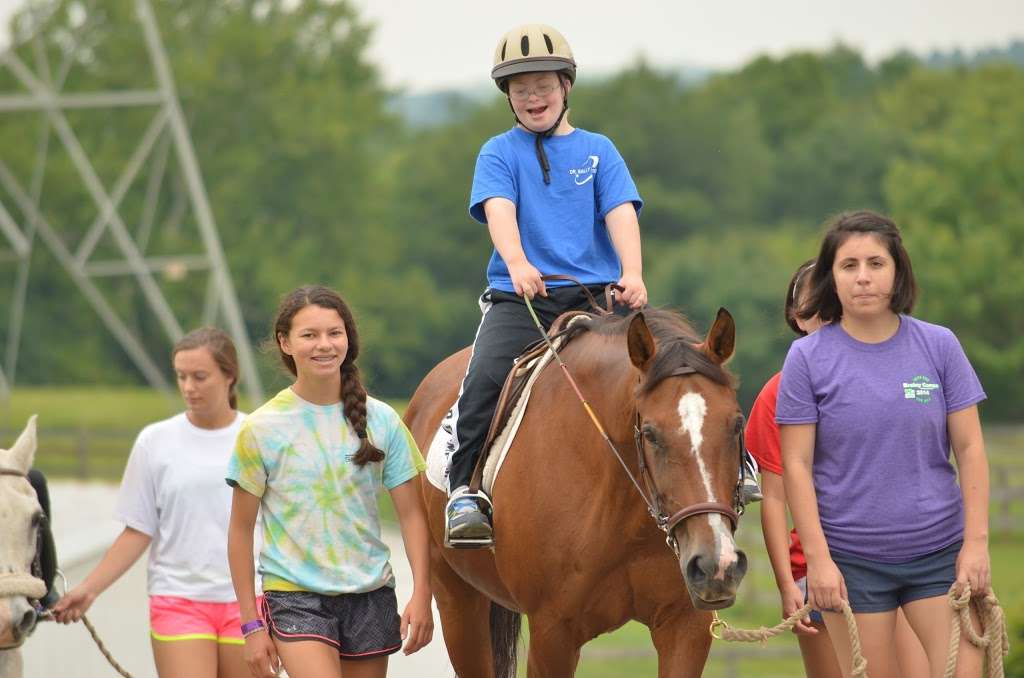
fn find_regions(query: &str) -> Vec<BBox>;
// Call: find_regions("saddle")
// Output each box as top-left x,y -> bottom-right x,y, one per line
467,309 -> 595,493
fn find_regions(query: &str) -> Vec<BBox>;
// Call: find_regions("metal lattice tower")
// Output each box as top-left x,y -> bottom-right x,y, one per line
0,0 -> 262,403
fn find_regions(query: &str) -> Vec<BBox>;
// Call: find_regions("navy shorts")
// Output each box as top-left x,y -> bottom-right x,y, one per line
830,540 -> 960,613
262,588 -> 402,659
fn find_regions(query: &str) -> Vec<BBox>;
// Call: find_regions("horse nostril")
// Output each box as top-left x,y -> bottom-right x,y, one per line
686,554 -> 712,585
729,550 -> 748,579
17,607 -> 37,636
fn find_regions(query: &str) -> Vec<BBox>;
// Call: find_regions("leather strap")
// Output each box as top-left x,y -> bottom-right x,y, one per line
539,274 -> 618,315
665,502 -> 740,534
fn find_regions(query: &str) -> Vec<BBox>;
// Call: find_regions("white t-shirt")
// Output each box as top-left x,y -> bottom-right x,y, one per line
116,411 -> 254,601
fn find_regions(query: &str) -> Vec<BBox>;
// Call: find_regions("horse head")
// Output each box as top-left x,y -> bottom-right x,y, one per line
627,309 -> 747,610
0,416 -> 44,649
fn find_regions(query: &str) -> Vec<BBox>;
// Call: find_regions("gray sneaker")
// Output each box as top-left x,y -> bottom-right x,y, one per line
740,453 -> 762,504
444,489 -> 494,549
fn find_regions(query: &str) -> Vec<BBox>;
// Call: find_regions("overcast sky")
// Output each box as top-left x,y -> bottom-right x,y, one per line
2,0 -> 1021,92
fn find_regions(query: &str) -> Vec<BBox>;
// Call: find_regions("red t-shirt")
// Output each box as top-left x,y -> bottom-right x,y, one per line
746,372 -> 807,581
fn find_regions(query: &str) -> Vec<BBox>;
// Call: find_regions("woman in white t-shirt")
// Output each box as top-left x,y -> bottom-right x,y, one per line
54,327 -> 256,678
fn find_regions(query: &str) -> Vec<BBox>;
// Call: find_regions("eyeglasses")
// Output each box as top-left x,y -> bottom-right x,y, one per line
508,81 -> 559,102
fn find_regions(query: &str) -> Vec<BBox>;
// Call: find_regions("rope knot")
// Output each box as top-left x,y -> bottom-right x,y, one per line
949,589 -> 972,611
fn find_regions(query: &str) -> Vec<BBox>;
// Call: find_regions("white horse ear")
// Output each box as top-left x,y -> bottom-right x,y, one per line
8,414 -> 38,472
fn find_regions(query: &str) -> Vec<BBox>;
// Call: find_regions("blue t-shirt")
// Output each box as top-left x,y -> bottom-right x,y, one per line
776,316 -> 985,562
469,127 -> 643,292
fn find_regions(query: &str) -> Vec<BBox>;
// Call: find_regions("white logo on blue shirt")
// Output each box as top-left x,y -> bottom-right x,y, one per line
569,155 -> 600,185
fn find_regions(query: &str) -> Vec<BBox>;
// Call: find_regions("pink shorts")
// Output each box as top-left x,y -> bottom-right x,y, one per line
149,595 -> 263,645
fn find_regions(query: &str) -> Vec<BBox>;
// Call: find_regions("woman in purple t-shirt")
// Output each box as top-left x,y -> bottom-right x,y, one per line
777,210 -> 990,678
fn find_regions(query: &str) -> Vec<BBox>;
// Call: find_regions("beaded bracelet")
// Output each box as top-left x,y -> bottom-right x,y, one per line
241,618 -> 266,637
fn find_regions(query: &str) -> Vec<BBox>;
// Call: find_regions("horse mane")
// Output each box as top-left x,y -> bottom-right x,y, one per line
576,308 -> 735,393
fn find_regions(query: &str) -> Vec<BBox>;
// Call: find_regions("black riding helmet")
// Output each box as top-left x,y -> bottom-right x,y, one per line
491,24 -> 577,184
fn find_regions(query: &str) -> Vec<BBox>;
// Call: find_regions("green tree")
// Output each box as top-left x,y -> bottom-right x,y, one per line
646,225 -> 818,410
883,65 -> 1024,419
1,0 -> 435,395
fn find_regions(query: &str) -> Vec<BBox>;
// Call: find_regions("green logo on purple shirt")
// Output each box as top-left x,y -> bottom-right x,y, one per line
903,375 -> 940,404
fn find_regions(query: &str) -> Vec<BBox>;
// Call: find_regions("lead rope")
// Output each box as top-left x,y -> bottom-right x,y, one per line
79,615 -> 134,678
521,294 -> 661,521
711,600 -> 867,677
36,570 -> 135,678
710,583 -> 1008,678
945,584 -> 1008,678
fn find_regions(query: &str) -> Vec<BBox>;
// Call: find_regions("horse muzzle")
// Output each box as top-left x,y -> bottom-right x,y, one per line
681,549 -> 748,611
0,602 -> 38,649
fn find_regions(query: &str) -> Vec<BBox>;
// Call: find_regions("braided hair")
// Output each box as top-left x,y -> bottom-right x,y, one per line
273,285 -> 384,466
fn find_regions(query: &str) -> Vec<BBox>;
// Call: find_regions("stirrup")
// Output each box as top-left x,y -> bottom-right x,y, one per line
444,490 -> 495,549
740,476 -> 763,504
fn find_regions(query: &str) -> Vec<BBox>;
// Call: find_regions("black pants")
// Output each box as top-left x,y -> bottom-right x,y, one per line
446,285 -> 626,491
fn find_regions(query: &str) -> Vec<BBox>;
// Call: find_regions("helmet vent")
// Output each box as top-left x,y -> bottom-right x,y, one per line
520,35 -> 529,56
543,34 -> 554,54
500,40 -> 507,61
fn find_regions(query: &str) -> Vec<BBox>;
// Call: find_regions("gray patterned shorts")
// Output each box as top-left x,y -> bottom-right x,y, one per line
262,588 -> 402,659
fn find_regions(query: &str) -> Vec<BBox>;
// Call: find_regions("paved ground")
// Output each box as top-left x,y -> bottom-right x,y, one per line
20,481 -> 455,677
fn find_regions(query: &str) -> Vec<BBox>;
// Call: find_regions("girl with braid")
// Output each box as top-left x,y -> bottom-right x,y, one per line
226,285 -> 432,678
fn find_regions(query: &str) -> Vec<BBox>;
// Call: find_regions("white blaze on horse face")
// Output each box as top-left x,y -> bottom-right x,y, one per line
677,392 -> 710,497
677,392 -> 739,580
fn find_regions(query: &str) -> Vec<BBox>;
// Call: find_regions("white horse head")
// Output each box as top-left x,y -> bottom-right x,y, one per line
0,415 -> 43,676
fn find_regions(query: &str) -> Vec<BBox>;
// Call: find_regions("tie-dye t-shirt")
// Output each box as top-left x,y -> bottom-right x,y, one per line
226,388 -> 425,594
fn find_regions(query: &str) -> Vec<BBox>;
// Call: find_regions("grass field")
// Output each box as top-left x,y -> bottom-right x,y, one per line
3,386 -> 1022,676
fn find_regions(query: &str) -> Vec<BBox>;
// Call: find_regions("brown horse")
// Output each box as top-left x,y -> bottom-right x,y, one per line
405,308 -> 748,677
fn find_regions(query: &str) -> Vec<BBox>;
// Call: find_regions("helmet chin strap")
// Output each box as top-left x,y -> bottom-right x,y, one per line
508,86 -> 569,185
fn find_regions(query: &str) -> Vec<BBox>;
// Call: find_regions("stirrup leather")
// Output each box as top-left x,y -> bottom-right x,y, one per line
444,490 -> 495,549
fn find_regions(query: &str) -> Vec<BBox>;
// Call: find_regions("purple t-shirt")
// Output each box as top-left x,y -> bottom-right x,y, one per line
776,315 -> 985,562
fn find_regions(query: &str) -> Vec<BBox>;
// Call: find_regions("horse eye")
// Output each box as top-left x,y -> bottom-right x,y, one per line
30,512 -> 42,528
642,426 -> 659,446
733,415 -> 745,435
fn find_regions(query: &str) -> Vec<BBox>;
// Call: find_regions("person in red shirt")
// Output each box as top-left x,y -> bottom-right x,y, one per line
746,260 -> 927,677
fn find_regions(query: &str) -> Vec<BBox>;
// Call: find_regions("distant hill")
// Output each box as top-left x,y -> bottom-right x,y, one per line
387,63 -> 714,129
925,39 -> 1024,69
388,43 -> 1022,129
386,86 -> 495,129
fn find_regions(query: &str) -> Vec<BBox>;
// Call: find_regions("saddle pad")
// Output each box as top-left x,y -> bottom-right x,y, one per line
425,316 -> 586,494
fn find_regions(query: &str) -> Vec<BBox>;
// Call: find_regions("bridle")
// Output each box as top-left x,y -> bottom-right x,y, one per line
0,467 -> 49,650
629,366 -> 745,556
519,281 -> 746,558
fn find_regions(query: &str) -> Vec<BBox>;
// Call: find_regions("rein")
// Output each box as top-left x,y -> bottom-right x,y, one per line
521,286 -> 742,556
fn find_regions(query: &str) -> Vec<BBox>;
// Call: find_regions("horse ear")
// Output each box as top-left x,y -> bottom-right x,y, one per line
9,415 -> 38,472
700,308 -> 735,365
627,313 -> 656,371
